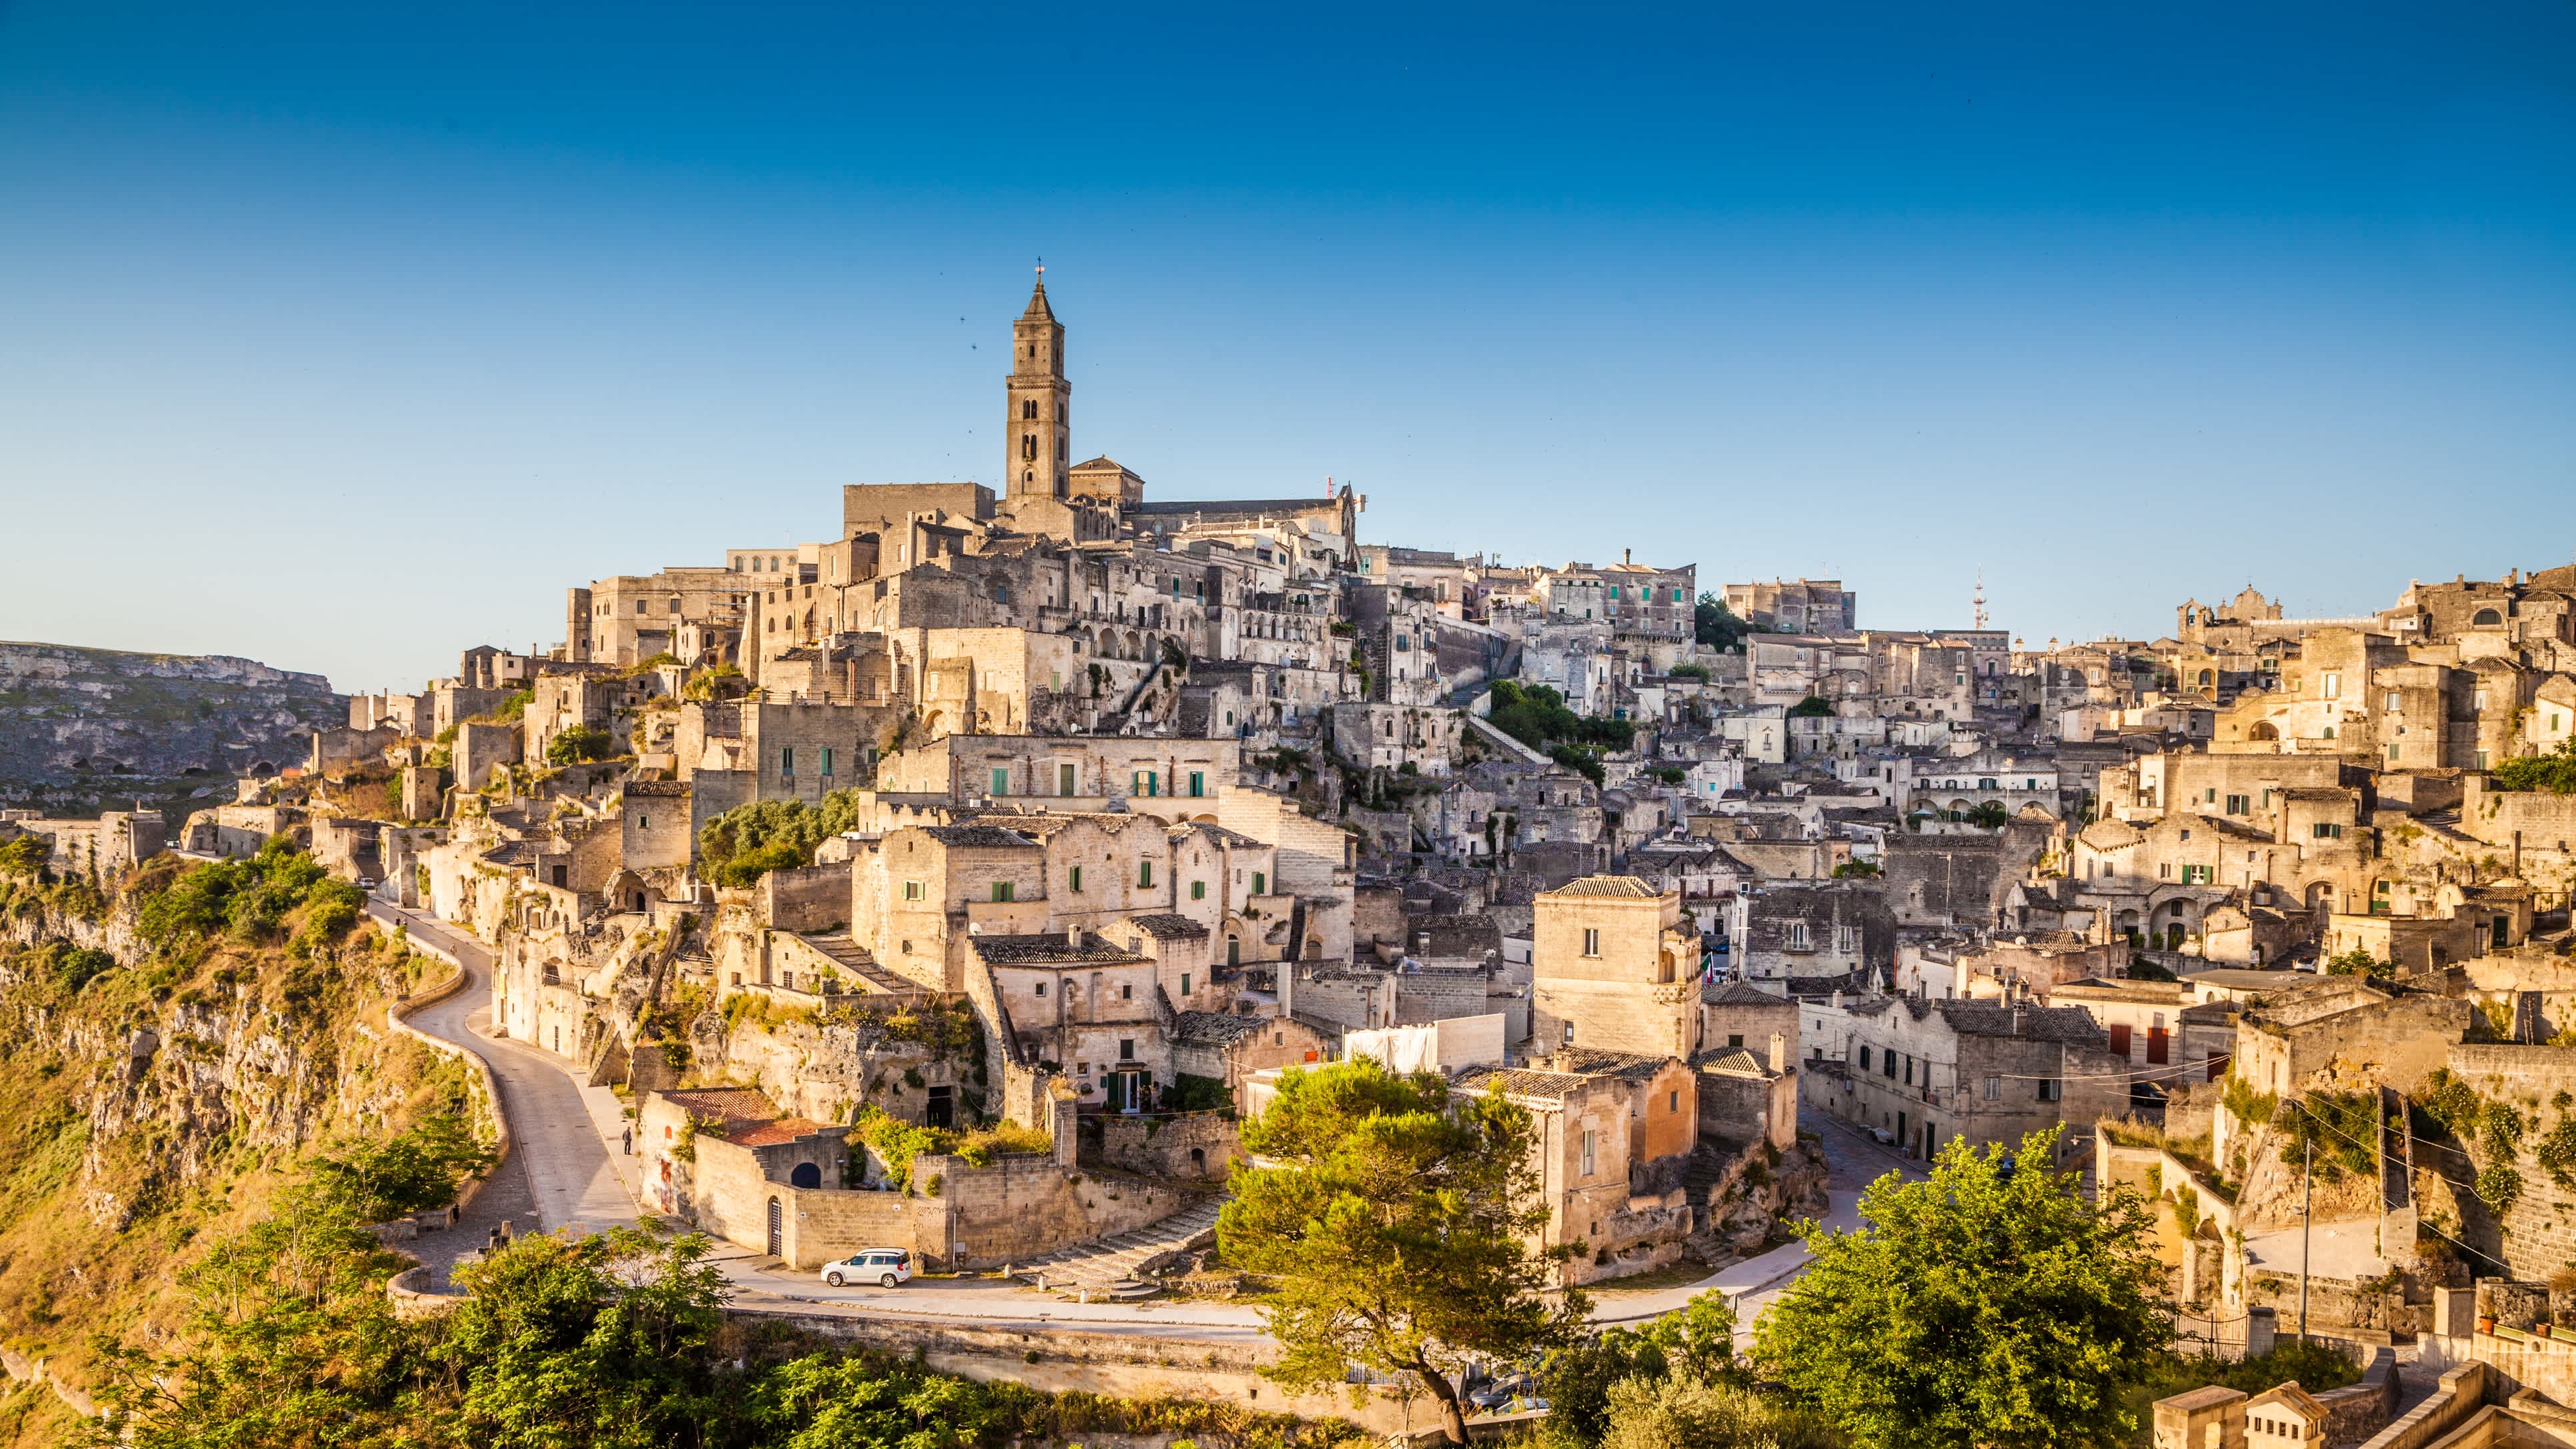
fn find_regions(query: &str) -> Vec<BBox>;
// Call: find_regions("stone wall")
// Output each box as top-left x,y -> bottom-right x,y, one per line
731,1308 -> 1411,1433
1093,1112 -> 1242,1182
926,1153 -> 1214,1268
779,1184 -> 949,1270
2423,1044 -> 2576,1281
759,862 -> 852,934
713,1016 -> 961,1128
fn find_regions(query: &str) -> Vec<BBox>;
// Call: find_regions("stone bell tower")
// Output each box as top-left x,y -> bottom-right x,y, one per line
1007,268 -> 1071,500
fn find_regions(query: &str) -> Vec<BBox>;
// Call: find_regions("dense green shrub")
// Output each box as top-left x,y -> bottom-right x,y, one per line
2493,741 -> 2576,794
545,725 -> 616,764
134,838 -> 367,954
309,1114 -> 496,1220
699,790 -> 867,886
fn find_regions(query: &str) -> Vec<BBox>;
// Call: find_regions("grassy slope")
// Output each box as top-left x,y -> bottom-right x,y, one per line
0,872 -> 481,1446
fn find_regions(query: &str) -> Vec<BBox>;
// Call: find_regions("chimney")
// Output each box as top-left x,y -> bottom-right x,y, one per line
2011,1005 -> 2024,1036
1768,1032 -> 1785,1073
1624,548 -> 1633,565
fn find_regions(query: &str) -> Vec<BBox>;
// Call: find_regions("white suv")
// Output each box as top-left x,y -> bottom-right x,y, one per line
822,1248 -> 912,1288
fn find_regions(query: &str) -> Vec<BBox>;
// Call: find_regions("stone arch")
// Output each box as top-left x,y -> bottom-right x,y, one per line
789,1162 -> 822,1189
2248,721 -> 2279,742
2474,607 -> 2503,626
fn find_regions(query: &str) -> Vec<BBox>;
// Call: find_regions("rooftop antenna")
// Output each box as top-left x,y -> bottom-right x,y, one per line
1971,569 -> 1988,631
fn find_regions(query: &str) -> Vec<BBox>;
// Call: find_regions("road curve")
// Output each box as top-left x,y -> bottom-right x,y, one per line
371,900 -> 636,1284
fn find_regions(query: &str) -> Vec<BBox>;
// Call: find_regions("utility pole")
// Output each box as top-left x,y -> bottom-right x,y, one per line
2299,1138 -> 2313,1344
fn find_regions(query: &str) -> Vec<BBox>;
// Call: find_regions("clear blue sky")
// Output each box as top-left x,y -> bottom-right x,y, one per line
4,2 -> 2573,693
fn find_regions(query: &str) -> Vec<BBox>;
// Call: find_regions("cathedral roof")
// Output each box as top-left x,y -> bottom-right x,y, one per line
1021,275 -> 1057,323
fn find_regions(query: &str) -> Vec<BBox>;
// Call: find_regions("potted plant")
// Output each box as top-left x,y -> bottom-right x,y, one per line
2481,1314 -> 2499,1334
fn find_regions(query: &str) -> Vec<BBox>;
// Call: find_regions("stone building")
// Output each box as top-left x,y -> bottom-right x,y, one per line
1802,997 -> 2126,1164
1728,882 -> 1897,992
1531,876 -> 1705,1056
1723,578 -> 1857,633
1454,1054 -> 1699,1286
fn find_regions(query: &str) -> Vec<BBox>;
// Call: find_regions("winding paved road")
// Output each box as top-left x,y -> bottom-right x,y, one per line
372,900 -> 637,1285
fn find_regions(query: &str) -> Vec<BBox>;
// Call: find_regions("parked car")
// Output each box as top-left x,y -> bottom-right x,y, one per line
821,1248 -> 912,1288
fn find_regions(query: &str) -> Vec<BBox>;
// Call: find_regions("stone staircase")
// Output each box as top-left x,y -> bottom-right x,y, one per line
799,932 -> 921,994
1006,1198 -> 1225,1300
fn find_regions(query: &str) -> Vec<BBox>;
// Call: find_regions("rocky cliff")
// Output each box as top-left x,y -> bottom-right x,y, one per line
0,641 -> 343,820
0,861 -> 472,1444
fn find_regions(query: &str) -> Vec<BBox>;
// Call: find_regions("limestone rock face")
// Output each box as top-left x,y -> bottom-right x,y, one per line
0,641 -> 342,818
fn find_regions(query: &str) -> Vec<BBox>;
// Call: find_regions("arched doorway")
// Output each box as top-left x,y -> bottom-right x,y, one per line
789,1162 -> 821,1189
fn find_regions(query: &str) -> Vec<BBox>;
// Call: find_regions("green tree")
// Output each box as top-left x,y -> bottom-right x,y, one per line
1693,594 -> 1749,651
1600,1374 -> 1841,1449
546,725 -> 616,764
439,1227 -> 732,1449
2493,740 -> 2576,794
87,1186 -> 434,1448
309,1113 -> 497,1220
2324,946 -> 2395,980
1217,1059 -> 1587,1443
1541,1291 -> 1741,1445
696,788 -> 869,885
1753,1128 -> 2169,1449
1786,695 -> 1833,718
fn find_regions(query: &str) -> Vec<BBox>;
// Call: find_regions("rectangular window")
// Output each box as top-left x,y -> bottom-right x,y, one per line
991,766 -> 1009,796
903,880 -> 924,901
1180,973 -> 1191,997
1119,1038 -> 1135,1060
1058,762 -> 1077,796
1069,865 -> 1083,892
1787,922 -> 1812,951
1139,860 -> 1155,888
1252,871 -> 1267,895
1580,1130 -> 1596,1178
2385,691 -> 2402,711
1191,880 -> 1207,900
991,882 -> 1014,902
820,747 -> 835,777
1133,770 -> 1159,797
2037,1079 -> 2062,1103
779,746 -> 793,777
1883,1051 -> 1897,1079
1858,1045 -> 1871,1070
1188,770 -> 1206,798
2323,673 -> 2339,699
2225,794 -> 2248,814
1983,1076 -> 2000,1100
1581,928 -> 1601,957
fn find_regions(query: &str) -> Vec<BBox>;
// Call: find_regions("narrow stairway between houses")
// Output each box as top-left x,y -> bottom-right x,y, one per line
1006,1198 -> 1225,1300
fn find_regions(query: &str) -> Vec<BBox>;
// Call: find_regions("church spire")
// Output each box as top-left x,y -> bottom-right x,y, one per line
1007,267 -> 1070,499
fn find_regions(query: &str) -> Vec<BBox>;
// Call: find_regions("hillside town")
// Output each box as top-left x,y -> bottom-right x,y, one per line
15,277 -> 2576,1446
